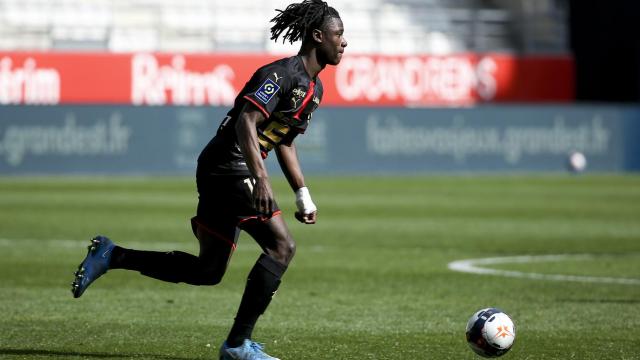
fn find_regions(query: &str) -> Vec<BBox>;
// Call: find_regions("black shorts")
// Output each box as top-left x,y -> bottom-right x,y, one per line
195,174 -> 281,229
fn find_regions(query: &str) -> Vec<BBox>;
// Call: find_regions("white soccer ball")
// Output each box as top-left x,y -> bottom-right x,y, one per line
465,308 -> 516,358
567,151 -> 587,173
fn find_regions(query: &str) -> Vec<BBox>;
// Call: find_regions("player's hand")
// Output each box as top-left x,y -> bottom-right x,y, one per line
295,210 -> 317,224
253,177 -> 275,216
295,187 -> 317,224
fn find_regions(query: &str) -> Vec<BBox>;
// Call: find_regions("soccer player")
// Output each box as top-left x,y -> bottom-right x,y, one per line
70,1 -> 347,359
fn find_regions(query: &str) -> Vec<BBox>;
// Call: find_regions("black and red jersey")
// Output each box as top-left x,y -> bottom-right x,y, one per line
198,55 -> 324,175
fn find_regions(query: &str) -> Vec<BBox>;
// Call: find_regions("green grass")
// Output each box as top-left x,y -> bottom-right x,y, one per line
1,175 -> 639,359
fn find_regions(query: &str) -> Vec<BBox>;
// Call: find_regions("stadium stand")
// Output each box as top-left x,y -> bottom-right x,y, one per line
0,0 -> 569,54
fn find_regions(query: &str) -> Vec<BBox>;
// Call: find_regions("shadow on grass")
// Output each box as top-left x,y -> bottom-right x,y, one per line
0,348 -> 201,359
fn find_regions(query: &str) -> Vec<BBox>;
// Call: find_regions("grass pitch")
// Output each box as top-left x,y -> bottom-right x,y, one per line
1,175 -> 639,359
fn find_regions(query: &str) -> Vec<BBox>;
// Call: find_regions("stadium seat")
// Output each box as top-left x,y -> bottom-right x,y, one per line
0,0 -> 569,54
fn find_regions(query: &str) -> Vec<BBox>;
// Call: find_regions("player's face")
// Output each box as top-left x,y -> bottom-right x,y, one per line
319,17 -> 347,65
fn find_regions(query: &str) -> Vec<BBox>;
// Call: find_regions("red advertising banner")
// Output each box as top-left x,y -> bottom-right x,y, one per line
0,52 -> 573,107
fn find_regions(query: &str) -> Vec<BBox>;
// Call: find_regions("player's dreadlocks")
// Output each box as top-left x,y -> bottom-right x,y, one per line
270,0 -> 340,44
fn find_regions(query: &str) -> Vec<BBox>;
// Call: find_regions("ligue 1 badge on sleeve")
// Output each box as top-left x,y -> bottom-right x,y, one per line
255,79 -> 280,104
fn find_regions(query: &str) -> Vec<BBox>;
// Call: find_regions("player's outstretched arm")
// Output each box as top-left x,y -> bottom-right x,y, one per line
276,142 -> 317,224
235,102 -> 275,216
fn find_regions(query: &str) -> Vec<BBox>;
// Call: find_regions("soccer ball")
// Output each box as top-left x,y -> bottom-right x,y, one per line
465,308 -> 516,357
567,151 -> 587,173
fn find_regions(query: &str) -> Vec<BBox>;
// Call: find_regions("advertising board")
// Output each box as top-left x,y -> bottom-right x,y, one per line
1,105 -> 636,174
1,52 -> 573,107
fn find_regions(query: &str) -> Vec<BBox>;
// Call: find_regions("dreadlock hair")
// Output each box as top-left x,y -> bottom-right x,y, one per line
270,0 -> 340,44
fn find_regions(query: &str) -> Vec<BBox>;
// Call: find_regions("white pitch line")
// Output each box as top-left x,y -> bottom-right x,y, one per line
448,254 -> 640,285
0,238 -> 326,253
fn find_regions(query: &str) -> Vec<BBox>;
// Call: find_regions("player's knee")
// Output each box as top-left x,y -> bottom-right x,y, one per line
283,237 -> 296,262
197,265 -> 226,286
272,235 -> 296,265
204,273 -> 224,286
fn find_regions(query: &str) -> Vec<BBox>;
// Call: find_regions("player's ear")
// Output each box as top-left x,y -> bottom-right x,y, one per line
311,28 -> 323,43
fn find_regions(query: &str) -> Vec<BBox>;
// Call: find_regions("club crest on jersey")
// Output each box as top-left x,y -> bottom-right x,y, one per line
255,78 -> 280,104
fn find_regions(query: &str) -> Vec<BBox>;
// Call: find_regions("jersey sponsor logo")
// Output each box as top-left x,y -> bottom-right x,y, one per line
291,96 -> 300,108
273,72 -> 284,82
291,88 -> 307,109
255,78 -> 280,104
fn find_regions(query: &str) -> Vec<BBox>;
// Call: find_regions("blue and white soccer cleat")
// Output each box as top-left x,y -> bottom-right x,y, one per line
71,235 -> 115,298
219,339 -> 280,360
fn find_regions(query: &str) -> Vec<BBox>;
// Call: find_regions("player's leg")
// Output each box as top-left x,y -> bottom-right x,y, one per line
72,174 -> 240,297
223,214 -> 295,349
71,221 -> 238,298
108,217 -> 238,285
